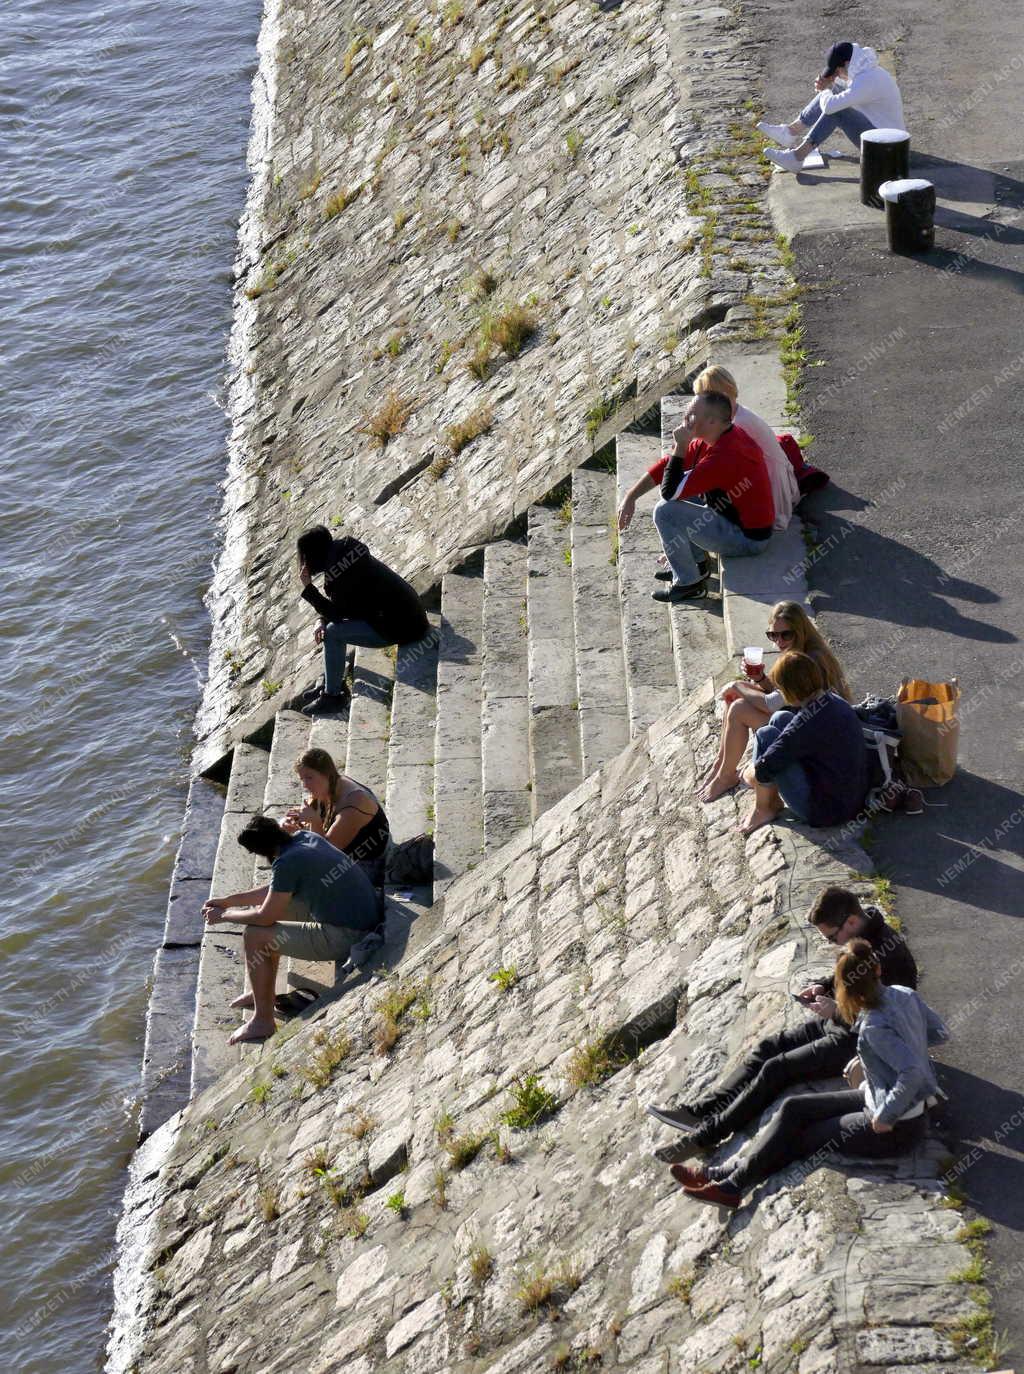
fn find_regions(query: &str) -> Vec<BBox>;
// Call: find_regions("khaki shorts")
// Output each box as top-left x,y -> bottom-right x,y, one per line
268,916 -> 359,963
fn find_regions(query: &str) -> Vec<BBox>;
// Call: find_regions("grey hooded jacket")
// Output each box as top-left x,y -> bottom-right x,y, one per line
857,984 -> 949,1126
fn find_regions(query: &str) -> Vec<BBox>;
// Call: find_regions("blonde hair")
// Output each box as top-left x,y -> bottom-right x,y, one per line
694,365 -> 739,409
768,601 -> 850,700
769,650 -> 826,705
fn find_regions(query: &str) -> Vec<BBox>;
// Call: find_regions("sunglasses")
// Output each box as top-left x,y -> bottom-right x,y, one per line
766,629 -> 795,643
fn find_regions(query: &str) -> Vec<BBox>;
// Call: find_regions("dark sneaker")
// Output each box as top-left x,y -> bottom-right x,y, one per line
652,579 -> 707,604
903,788 -> 925,815
294,680 -> 325,706
655,559 -> 710,582
301,688 -> 351,717
669,1162 -> 710,1188
681,1179 -> 742,1209
646,1103 -> 703,1131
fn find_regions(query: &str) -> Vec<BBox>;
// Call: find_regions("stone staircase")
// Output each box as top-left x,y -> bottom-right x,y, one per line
188,382 -> 810,1095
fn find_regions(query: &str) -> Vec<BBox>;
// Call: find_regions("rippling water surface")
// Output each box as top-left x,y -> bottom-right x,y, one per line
0,2 -> 259,1367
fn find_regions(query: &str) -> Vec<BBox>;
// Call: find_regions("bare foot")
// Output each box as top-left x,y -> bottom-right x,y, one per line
229,1015 -> 277,1045
230,992 -> 255,1010
701,771 -> 742,802
737,802 -> 784,836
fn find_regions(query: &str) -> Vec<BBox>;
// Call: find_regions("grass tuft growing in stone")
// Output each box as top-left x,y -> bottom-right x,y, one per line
666,1264 -> 696,1303
488,965 -> 518,993
481,303 -> 538,358
500,1072 -> 559,1130
373,978 -> 429,1055
514,1257 -> 582,1314
565,130 -> 583,160
469,1242 -> 494,1284
386,1190 -> 407,1216
358,390 -> 416,448
447,403 -> 494,455
468,43 -> 489,72
344,1110 -> 377,1141
250,1079 -> 272,1106
565,1035 -> 623,1092
444,1128 -> 490,1170
256,1182 -> 280,1222
323,184 -> 361,218
297,1028 -> 352,1089
427,453 -> 452,482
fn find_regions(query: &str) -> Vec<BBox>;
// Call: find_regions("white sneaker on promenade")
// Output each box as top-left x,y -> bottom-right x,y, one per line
757,120 -> 798,148
766,148 -> 803,173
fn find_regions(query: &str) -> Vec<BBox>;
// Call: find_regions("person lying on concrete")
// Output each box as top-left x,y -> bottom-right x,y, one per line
297,523 -> 429,717
616,391 -> 774,605
283,746 -> 390,901
202,815 -> 380,1044
699,600 -> 850,803
669,937 -> 948,1209
692,365 -> 799,533
648,887 -> 917,1162
738,649 -> 868,835
759,41 -> 905,174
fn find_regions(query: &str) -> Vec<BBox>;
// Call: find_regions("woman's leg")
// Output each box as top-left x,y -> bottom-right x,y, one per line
701,698 -> 771,801
727,1090 -> 864,1191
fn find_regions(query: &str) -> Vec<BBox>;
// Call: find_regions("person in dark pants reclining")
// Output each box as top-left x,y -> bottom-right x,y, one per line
648,887 -> 918,1163
202,815 -> 381,1044
297,523 -> 429,717
739,650 -> 868,835
669,938 -> 948,1209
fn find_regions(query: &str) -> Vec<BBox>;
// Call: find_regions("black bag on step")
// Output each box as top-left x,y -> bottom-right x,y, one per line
385,834 -> 435,885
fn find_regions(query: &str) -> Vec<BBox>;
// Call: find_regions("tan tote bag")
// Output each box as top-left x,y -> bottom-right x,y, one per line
896,678 -> 960,787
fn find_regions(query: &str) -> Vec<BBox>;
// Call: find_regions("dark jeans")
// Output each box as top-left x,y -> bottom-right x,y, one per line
694,1017 -> 856,1143
723,1089 -> 926,1191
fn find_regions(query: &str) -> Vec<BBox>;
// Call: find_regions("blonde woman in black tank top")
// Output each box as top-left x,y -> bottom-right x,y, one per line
282,748 -> 390,893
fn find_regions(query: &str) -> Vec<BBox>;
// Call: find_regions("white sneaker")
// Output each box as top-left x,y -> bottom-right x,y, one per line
757,121 -> 798,149
765,148 -> 803,173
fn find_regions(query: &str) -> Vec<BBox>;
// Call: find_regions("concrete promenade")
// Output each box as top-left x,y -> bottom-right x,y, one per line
759,0 -> 1024,1355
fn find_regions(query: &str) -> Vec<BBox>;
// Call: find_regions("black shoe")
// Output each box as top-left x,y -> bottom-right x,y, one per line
652,579 -> 707,604
301,688 -> 351,717
646,1103 -> 703,1131
294,680 -> 325,707
655,559 -> 709,582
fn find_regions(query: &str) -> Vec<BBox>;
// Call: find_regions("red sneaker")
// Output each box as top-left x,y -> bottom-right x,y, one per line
670,1163 -> 709,1189
682,1180 -> 742,1209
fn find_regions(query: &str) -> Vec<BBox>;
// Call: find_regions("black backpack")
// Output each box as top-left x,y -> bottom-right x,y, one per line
385,833 -> 435,885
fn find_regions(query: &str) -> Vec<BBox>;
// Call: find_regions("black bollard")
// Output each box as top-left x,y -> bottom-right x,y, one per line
879,179 -> 936,254
860,128 -> 910,208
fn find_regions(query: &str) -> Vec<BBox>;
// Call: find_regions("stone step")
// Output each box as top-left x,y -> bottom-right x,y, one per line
570,464 -> 630,775
385,615 -> 441,851
345,645 -> 395,801
526,502 -> 583,815
481,539 -> 532,852
307,711 -> 349,767
615,432 -> 681,734
190,741 -> 270,1097
433,566 -> 485,894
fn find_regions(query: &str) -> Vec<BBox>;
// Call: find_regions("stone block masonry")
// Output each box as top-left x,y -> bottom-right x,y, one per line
196,0 -> 791,774
114,689 -> 980,1373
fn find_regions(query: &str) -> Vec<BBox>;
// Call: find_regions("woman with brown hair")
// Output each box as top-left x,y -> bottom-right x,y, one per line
282,748 -> 390,896
699,601 -> 850,803
738,649 -> 866,834
669,937 -> 948,1209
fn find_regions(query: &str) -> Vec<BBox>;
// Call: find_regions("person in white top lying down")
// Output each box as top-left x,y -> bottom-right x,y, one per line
758,40 -> 906,173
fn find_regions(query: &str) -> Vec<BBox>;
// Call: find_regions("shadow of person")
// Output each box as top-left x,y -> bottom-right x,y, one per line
910,152 -> 1024,214
929,1063 -> 1024,1232
797,498 -> 1014,643
870,770 -> 1024,920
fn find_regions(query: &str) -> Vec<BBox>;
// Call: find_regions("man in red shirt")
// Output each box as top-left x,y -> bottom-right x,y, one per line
617,392 -> 775,603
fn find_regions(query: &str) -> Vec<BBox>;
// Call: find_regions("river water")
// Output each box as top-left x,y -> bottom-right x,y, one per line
0,2 -> 260,1368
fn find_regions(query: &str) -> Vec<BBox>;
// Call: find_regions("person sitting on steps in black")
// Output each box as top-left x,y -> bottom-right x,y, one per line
297,523 -> 429,717
669,938 -> 948,1210
647,887 -> 918,1164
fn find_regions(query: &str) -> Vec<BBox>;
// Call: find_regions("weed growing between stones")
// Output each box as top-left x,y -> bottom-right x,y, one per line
468,43 -> 488,72
444,1128 -> 490,1170
565,1035 -> 623,1092
565,130 -> 583,160
488,965 -> 518,992
297,1027 -> 352,1089
467,267 -> 498,301
261,678 -> 281,698
446,402 -> 494,456
358,390 -> 417,448
256,1182 -> 280,1222
393,206 -> 411,231
481,302 -> 538,358
386,1190 -> 407,1217
585,394 -> 618,440
373,977 -> 429,1055
249,1079 -> 272,1106
666,1264 -> 696,1303
514,1257 -> 582,1314
467,342 -> 494,380
500,1072 -> 559,1129
244,267 -> 278,300
344,1110 -> 377,1141
427,454 -> 452,482
469,1243 -> 494,1284
302,1145 -> 332,1179
432,1167 -> 449,1209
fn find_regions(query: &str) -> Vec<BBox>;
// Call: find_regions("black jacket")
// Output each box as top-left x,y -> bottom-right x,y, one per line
820,905 -> 919,997
301,537 -> 428,645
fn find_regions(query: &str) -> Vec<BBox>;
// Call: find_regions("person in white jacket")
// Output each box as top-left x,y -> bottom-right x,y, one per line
757,41 -> 905,173
693,365 -> 798,531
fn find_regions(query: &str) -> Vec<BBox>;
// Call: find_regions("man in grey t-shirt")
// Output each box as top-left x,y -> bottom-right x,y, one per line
203,816 -> 380,1045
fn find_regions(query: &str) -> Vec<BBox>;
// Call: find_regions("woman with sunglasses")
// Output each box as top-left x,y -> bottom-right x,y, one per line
699,601 -> 849,802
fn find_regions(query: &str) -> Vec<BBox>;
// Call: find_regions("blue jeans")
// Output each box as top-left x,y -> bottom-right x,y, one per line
799,91 -> 875,149
652,498 -> 769,587
323,620 -> 390,694
753,710 -> 811,821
